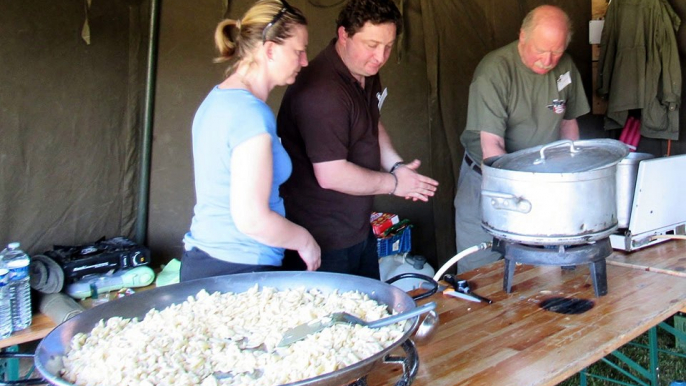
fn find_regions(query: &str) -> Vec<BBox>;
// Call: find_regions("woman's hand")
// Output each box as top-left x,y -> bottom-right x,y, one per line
298,235 -> 321,271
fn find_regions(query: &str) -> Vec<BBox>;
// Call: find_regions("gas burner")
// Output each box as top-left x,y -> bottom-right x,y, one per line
492,238 -> 612,297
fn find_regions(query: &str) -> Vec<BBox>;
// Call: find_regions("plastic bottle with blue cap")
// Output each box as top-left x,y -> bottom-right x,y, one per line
0,268 -> 13,339
1,242 -> 32,331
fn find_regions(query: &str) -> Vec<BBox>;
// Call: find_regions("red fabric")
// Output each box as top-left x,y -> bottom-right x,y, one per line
627,117 -> 641,151
618,116 -> 641,151
619,116 -> 634,143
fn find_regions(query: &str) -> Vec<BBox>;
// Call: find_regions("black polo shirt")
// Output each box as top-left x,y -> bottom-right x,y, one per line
277,39 -> 382,250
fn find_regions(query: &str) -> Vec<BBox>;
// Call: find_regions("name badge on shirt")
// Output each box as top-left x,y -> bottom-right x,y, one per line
377,87 -> 388,110
557,71 -> 571,91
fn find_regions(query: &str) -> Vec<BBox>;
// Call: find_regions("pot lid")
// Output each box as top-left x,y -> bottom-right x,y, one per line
491,139 -> 630,173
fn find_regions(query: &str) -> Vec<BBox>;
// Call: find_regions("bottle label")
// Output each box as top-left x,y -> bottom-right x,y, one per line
0,269 -> 8,286
8,265 -> 29,281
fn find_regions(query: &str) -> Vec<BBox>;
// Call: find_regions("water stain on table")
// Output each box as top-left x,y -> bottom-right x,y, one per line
540,297 -> 594,314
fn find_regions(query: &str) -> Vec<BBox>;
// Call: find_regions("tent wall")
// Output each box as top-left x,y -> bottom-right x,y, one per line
0,0 -> 148,254
2,0 -> 686,271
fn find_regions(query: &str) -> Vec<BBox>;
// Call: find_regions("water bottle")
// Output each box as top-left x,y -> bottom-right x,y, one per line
0,269 -> 13,339
2,243 -> 32,331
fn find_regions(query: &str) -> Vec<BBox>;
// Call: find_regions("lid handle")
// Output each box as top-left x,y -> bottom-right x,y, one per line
534,140 -> 579,165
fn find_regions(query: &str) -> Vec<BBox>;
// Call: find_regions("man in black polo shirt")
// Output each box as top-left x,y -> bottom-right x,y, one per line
277,0 -> 438,279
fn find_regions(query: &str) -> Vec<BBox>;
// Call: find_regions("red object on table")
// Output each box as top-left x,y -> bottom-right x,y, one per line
370,212 -> 399,237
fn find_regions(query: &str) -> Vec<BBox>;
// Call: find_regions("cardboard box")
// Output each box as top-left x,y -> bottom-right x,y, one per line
371,212 -> 399,237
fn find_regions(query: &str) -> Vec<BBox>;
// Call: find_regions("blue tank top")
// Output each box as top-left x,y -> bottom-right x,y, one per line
184,87 -> 291,266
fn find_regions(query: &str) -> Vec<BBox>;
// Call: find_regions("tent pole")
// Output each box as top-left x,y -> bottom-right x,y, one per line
136,0 -> 161,245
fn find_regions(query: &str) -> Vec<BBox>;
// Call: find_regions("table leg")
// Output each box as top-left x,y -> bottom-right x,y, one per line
579,369 -> 588,386
675,313 -> 686,351
578,319 -> 686,386
648,327 -> 658,386
0,345 -> 19,382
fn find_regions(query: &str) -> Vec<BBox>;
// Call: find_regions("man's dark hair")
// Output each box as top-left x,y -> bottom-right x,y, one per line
335,0 -> 402,37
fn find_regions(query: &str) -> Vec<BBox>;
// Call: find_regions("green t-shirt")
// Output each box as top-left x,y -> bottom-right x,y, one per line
460,41 -> 590,162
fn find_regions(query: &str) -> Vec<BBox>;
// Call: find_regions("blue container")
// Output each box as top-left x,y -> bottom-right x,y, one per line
669,381 -> 686,386
377,227 -> 412,257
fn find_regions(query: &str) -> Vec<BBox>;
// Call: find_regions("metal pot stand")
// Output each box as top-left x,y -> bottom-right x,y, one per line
492,237 -> 612,297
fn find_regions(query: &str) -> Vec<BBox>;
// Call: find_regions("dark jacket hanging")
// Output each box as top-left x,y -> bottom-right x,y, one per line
597,0 -> 681,140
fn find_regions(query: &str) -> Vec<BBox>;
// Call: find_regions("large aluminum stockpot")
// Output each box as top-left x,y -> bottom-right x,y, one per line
34,271 -> 436,386
481,139 -> 630,245
616,152 -> 655,228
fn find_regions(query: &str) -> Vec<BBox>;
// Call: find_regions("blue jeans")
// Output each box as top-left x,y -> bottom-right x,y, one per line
179,247 -> 278,282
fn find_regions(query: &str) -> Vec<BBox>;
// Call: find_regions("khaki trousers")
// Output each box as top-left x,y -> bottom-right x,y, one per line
453,157 -> 502,273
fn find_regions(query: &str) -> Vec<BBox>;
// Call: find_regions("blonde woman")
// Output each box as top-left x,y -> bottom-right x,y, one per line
182,0 -> 320,281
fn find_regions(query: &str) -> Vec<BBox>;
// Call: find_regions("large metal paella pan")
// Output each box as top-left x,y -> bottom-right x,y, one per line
35,271 -> 436,386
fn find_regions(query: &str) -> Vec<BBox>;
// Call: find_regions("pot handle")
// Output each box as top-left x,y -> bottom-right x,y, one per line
386,273 -> 438,301
482,190 -> 532,213
534,139 -> 579,165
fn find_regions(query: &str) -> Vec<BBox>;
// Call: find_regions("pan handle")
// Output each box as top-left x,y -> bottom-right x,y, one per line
385,273 -> 438,301
385,339 -> 420,386
351,339 -> 419,386
482,190 -> 532,213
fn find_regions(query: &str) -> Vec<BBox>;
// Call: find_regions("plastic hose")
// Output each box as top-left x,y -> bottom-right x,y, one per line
433,242 -> 493,281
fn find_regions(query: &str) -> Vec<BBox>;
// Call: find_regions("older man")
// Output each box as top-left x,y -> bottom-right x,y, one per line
454,5 -> 590,273
277,0 -> 439,279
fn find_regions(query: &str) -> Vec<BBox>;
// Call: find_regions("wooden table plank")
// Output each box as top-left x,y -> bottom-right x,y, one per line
0,313 -> 56,349
607,239 -> 686,277
367,257 -> 686,386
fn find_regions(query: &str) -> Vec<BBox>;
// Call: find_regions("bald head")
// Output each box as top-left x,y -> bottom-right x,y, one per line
518,5 -> 572,74
521,5 -> 572,46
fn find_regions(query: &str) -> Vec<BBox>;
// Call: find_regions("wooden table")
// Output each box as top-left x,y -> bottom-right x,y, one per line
1,243 -> 684,385
367,240 -> 686,386
608,239 -> 686,314
607,238 -> 686,278
0,313 -> 55,350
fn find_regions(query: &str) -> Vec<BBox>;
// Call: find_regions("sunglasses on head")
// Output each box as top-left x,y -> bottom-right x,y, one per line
262,0 -> 294,43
